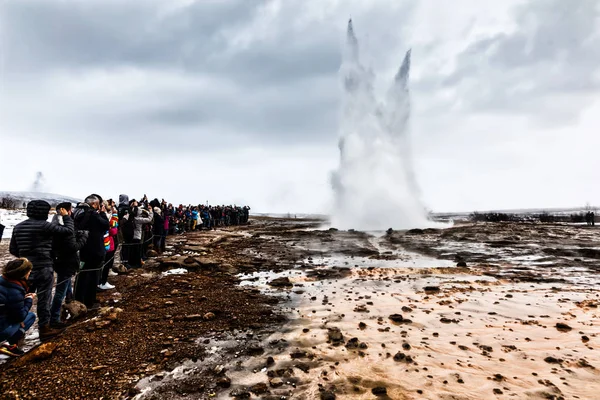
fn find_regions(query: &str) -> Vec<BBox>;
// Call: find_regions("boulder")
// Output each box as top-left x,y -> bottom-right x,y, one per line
62,300 -> 87,321
203,312 -> 216,321
372,386 -> 387,396
327,327 -> 344,345
13,342 -> 59,367
269,378 -> 284,388
389,314 -> 404,323
269,277 -> 293,287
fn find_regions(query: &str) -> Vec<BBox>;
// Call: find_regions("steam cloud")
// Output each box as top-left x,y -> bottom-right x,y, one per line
31,171 -> 46,193
331,19 -> 428,230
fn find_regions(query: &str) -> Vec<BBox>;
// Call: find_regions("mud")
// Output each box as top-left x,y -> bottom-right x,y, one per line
1,218 -> 600,399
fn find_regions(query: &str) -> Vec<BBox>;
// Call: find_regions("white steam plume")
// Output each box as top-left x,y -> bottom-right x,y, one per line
331,19 -> 428,230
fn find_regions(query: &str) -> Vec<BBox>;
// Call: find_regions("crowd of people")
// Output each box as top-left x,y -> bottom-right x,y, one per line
0,194 -> 249,357
585,211 -> 596,226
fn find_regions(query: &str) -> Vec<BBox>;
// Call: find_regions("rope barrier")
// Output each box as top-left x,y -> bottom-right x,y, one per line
33,234 -> 155,297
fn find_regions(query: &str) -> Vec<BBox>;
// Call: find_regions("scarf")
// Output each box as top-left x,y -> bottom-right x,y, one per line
2,275 -> 30,293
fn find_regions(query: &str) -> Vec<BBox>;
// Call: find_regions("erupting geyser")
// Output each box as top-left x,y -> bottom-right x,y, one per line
331,19 -> 428,230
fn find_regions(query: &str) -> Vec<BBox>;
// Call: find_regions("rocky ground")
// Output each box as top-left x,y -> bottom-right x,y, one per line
1,218 -> 599,399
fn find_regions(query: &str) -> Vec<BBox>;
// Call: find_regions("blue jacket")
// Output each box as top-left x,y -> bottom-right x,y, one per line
0,276 -> 33,332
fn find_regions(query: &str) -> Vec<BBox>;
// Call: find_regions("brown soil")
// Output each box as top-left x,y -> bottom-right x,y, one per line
0,229 -> 284,400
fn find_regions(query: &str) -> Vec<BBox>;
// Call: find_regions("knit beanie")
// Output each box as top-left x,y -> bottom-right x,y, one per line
27,200 -> 51,221
3,258 -> 33,280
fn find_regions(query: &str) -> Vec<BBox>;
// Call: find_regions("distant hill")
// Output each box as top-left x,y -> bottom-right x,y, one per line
0,191 -> 80,208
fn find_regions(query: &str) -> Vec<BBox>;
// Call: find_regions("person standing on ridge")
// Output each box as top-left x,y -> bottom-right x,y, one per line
73,195 -> 109,309
50,202 -> 89,328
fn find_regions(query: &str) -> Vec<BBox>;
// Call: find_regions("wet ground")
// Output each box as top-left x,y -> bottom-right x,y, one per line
1,218 -> 600,399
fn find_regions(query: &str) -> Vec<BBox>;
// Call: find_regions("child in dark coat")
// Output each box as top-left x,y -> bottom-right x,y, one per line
0,258 -> 36,357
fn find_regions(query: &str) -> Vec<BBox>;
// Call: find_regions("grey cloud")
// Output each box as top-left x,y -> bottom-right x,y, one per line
0,0 -> 416,152
1,0 -> 263,72
436,0 -> 600,124
1,0 -> 341,86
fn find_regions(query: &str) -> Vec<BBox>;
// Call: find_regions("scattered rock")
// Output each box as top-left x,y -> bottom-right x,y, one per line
457,261 -> 467,267
577,359 -> 595,369
250,382 -> 269,395
544,356 -> 563,364
423,286 -> 441,293
493,388 -> 503,395
556,323 -> 572,332
290,349 -> 308,359
247,345 -> 264,356
13,343 -> 59,367
372,386 -> 387,396
295,362 -> 310,373
184,314 -> 203,321
359,322 -> 367,330
582,335 -> 590,343
327,327 -> 344,345
440,317 -> 459,324
216,376 -> 231,388
269,378 -> 284,388
393,352 -> 413,363
320,390 -> 336,400
113,264 -> 129,274
389,314 -> 404,323
203,312 -> 216,321
269,277 -> 293,287
62,300 -> 87,321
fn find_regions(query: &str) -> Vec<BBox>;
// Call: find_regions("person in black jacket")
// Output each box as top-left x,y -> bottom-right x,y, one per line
152,207 -> 165,255
9,200 -> 72,340
73,195 -> 109,309
50,203 -> 89,327
117,194 -> 132,267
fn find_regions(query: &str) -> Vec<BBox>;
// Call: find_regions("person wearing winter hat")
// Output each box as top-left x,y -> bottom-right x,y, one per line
0,258 -> 37,357
10,200 -> 73,341
152,207 -> 165,255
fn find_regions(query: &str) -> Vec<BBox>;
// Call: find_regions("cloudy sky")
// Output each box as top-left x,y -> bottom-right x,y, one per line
1,0 -> 599,213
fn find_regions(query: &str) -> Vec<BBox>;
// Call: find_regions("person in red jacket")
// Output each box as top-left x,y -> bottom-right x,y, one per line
98,200 -> 118,290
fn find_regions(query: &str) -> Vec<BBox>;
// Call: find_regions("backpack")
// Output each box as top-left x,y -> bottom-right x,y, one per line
120,210 -> 135,241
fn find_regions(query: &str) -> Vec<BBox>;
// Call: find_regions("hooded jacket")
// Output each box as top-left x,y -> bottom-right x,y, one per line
0,276 -> 33,332
133,208 -> 153,240
73,203 -> 110,262
9,200 -> 74,271
118,194 -> 129,217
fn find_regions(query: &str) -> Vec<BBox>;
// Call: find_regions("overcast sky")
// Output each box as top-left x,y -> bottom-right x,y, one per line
1,0 -> 599,213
